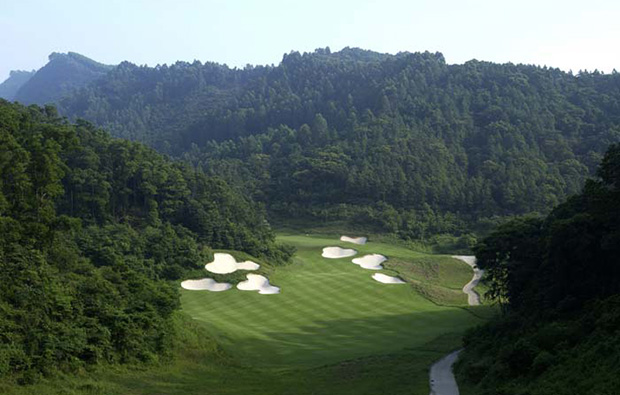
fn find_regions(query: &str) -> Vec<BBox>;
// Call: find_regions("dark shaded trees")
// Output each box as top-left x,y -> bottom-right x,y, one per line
455,144 -> 620,394
0,100 -> 290,382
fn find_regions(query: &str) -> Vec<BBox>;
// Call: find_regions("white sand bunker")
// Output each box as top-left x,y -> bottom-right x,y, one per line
205,253 -> 260,274
352,254 -> 387,270
340,235 -> 367,245
237,274 -> 280,294
372,273 -> 406,284
322,246 -> 357,259
181,278 -> 232,292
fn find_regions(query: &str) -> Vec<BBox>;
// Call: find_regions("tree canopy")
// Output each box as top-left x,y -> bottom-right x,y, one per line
455,144 -> 620,394
53,48 -> 620,237
0,100 -> 290,382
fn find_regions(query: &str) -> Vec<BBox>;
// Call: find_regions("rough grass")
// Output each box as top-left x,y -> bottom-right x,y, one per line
1,233 -> 488,395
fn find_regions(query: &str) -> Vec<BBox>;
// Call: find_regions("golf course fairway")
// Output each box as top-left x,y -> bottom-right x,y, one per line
1,234 -> 490,395
181,234 -> 485,371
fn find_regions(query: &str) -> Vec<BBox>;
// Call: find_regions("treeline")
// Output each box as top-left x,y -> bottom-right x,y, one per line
0,101 -> 290,382
455,144 -> 620,394
56,48 -> 620,237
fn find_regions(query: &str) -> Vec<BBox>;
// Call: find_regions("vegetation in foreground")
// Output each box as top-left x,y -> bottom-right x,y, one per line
455,144 -> 620,394
0,101 -> 290,384
0,100 -> 490,393
0,313 -> 467,395
1,234 -> 490,394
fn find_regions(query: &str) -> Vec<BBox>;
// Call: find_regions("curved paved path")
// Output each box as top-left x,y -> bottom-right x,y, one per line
429,349 -> 463,395
428,256 -> 483,395
452,255 -> 484,306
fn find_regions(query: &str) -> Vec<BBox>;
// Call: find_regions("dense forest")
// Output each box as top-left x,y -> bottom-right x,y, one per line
3,46 -> 620,393
455,144 -> 620,394
53,48 -> 620,238
0,100 -> 290,382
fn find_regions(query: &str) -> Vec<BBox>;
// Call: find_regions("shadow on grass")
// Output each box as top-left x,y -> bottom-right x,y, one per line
19,312 -> 478,395
217,309 -> 482,369
104,318 -> 467,395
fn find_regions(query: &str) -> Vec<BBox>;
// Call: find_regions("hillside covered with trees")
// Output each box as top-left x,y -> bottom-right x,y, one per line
455,144 -> 620,394
0,100 -> 290,383
53,48 -> 620,238
3,45 -> 620,393
12,52 -> 114,106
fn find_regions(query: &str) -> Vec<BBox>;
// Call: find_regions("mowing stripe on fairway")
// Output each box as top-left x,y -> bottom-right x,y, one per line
181,235 -> 482,368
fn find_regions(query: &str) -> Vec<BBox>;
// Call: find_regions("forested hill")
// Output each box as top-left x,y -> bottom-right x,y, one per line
455,144 -> 620,394
0,70 -> 35,101
53,48 -> 620,236
0,100 -> 289,381
13,52 -> 114,105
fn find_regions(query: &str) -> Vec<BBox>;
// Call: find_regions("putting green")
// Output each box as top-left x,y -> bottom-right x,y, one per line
181,234 -> 483,368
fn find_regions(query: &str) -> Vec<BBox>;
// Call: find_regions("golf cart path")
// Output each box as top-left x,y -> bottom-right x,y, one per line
429,349 -> 462,395
428,255 -> 483,395
452,255 -> 484,306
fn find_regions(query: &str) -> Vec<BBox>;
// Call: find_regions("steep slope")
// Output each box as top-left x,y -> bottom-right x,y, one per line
0,70 -> 35,100
0,100 -> 291,383
55,48 -> 620,236
14,52 -> 114,105
454,144 -> 620,395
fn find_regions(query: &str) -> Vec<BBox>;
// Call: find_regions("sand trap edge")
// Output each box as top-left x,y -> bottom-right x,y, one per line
372,273 -> 406,284
322,246 -> 357,259
237,274 -> 280,295
205,252 -> 261,274
181,278 -> 232,292
352,254 -> 387,270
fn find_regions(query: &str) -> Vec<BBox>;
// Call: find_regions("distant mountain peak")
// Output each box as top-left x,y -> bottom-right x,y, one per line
11,51 -> 115,105
9,69 -> 36,77
0,69 -> 36,101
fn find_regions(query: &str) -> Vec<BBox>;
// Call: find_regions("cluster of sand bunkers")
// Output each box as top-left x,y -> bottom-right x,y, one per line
181,235 -> 408,294
181,253 -> 279,294
323,236 -> 406,284
181,237 -> 482,307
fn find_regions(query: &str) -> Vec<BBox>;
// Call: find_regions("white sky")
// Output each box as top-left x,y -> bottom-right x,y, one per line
1,0 -> 619,81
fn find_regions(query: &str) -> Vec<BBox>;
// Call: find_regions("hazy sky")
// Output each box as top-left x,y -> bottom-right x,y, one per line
2,0 -> 619,82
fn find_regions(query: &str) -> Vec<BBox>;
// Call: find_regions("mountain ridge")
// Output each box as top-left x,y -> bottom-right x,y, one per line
52,48 -> 620,238
0,69 -> 35,101
12,51 -> 114,105
5,47 -> 620,239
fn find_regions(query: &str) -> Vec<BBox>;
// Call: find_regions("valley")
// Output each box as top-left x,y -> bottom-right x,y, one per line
1,7 -> 619,392
0,232 -> 490,395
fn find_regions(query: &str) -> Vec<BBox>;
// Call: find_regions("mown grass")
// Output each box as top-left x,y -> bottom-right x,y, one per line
1,233 -> 488,394
0,314 -> 470,395
180,234 -> 481,368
